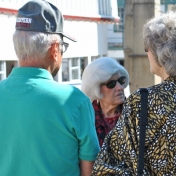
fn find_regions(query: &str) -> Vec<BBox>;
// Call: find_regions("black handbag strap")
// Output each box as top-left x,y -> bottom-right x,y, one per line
137,88 -> 148,176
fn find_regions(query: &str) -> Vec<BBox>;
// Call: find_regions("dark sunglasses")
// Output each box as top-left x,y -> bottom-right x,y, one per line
101,76 -> 126,89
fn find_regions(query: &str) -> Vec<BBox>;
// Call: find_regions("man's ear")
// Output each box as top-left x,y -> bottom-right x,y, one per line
49,42 -> 58,61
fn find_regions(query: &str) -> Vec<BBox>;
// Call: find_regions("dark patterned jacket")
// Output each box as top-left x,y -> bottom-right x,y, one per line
91,76 -> 176,176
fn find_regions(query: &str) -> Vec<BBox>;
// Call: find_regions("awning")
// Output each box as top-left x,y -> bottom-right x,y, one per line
64,14 -> 119,24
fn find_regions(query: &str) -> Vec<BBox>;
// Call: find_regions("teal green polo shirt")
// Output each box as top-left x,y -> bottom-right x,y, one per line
0,67 -> 100,176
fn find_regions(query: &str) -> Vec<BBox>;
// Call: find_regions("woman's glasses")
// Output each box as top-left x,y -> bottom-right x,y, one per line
101,76 -> 126,89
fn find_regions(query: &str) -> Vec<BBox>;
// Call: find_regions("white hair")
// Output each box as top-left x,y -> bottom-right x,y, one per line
13,31 -> 62,61
81,57 -> 129,102
143,11 -> 176,76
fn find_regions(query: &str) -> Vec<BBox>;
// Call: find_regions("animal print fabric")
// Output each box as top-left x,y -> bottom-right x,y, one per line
91,76 -> 176,176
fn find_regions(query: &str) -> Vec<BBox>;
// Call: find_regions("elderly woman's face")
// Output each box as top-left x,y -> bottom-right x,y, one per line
100,73 -> 125,106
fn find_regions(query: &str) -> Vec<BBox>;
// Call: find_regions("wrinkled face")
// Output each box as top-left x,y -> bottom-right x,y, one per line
100,73 -> 125,106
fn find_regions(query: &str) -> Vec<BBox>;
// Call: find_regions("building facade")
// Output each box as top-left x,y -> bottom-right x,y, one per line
107,0 -> 124,66
107,0 -> 130,96
108,0 -> 176,93
0,0 -> 119,89
161,0 -> 176,12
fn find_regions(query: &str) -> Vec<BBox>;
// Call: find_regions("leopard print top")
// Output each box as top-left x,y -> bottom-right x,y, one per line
91,76 -> 176,176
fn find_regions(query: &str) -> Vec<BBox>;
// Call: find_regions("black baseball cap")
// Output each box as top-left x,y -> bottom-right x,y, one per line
16,0 -> 76,42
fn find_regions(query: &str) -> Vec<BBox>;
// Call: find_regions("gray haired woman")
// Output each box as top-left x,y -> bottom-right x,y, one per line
81,57 -> 129,147
91,12 -> 176,176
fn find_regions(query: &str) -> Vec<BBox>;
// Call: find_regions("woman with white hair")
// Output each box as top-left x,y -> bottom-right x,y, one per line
81,57 -> 129,147
91,12 -> 176,176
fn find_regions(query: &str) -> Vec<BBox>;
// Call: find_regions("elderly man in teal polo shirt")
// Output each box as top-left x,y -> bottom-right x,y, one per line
0,0 -> 100,175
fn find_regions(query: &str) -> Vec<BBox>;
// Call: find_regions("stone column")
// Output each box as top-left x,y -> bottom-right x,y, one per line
124,0 -> 160,93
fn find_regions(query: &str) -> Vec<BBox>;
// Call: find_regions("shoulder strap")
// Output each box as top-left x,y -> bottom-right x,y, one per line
137,88 -> 148,176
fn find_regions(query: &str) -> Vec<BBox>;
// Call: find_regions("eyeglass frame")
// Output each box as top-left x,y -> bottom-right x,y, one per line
101,76 -> 126,89
60,41 -> 69,53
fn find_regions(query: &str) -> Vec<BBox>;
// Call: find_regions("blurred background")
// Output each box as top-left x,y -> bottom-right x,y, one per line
0,0 -> 175,96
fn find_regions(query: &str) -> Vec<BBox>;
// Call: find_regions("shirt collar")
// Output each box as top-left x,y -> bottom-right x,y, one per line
9,67 -> 53,80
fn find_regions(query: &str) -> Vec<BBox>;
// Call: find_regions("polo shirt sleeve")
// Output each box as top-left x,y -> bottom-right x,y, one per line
71,97 -> 100,161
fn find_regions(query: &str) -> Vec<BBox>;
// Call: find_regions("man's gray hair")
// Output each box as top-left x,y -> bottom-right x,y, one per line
13,31 -> 62,61
143,11 -> 176,76
81,57 -> 129,102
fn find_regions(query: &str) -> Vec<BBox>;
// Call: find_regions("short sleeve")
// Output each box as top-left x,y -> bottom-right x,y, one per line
71,97 -> 100,161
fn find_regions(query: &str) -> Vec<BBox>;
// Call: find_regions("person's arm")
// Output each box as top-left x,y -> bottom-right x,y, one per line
70,94 -> 99,175
91,91 -> 141,175
80,160 -> 94,176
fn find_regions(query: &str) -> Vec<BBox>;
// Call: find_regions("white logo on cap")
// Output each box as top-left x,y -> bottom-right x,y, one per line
16,18 -> 32,23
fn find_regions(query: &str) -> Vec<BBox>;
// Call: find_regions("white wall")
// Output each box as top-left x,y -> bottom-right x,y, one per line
0,15 -> 108,61
108,50 -> 124,59
0,0 -> 112,17
63,21 -> 108,59
0,0 -> 113,88
107,24 -> 123,44
97,23 -> 108,54
0,14 -> 17,61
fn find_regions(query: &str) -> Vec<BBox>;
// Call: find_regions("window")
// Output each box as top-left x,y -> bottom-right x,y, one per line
114,7 -> 124,32
91,55 -> 100,62
62,58 -> 69,81
62,57 -> 87,82
118,8 -> 124,24
70,58 -> 80,80
0,61 -> 6,80
168,4 -> 176,12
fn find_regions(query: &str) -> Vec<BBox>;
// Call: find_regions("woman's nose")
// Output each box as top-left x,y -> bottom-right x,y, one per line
115,82 -> 124,91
